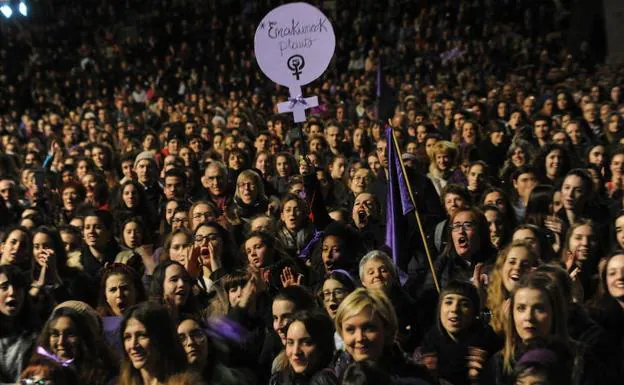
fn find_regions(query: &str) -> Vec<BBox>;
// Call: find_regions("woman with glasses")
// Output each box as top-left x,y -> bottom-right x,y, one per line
318,270 -> 357,349
191,221 -> 240,293
226,170 -> 269,245
188,200 -> 220,232
177,315 -> 253,384
171,207 -> 190,232
33,306 -> 117,385
430,207 -> 496,289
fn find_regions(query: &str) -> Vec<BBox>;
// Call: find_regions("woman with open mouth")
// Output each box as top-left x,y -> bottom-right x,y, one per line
309,222 -> 360,287
149,260 -> 198,323
119,302 -> 187,385
419,280 -> 501,385
227,169 -> 269,241
0,265 -> 38,384
270,310 -> 338,385
0,225 -> 32,271
486,241 -> 540,336
426,207 -> 497,294
318,270 -> 356,350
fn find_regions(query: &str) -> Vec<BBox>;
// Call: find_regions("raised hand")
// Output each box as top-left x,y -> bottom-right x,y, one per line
238,274 -> 259,310
280,266 -> 302,287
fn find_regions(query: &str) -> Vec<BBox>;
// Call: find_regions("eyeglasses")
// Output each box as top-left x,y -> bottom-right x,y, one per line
172,218 -> 189,225
194,233 -> 220,243
178,329 -> 207,345
450,221 -> 474,233
21,379 -> 53,385
237,182 -> 256,190
320,288 -> 348,302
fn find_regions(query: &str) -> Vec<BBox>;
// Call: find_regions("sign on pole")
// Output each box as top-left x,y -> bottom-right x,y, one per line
254,2 -> 336,122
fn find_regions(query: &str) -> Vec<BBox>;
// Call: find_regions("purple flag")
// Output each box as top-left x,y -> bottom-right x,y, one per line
385,126 -> 415,270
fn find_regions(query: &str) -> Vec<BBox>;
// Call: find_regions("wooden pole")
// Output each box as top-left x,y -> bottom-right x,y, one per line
389,128 -> 441,293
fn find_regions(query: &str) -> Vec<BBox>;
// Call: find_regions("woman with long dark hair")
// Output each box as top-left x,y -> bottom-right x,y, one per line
112,179 -> 159,236
29,226 -> 96,310
118,302 -> 187,385
269,310 -> 338,385
177,315 -> 253,384
150,260 -> 198,322
587,251 -> 624,382
532,144 -> 571,187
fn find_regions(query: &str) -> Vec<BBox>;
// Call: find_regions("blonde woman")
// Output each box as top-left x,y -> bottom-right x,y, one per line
427,141 -> 458,196
485,241 -> 539,335
482,272 -> 602,385
332,288 -> 433,383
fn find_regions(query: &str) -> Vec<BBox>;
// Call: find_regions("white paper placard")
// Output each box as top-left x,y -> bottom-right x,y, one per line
254,2 -> 335,122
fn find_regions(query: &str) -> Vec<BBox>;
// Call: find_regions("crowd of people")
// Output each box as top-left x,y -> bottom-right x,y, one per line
0,0 -> 623,384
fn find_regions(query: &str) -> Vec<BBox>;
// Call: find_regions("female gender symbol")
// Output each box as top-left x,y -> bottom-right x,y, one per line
254,2 -> 335,122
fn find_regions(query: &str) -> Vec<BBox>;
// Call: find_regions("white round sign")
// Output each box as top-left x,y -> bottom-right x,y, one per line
254,2 -> 335,87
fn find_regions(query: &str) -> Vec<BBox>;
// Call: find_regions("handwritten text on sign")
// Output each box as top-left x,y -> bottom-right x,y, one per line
265,18 -> 329,56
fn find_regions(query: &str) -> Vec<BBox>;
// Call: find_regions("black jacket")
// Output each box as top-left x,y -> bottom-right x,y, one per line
419,321 -> 502,385
269,369 -> 338,385
332,345 -> 435,385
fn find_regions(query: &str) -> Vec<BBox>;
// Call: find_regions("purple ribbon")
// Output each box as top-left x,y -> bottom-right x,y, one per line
288,95 -> 308,109
298,229 -> 323,261
37,346 -> 74,367
206,317 -> 247,343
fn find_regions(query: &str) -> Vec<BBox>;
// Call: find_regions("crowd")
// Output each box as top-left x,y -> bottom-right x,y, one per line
0,0 -> 623,385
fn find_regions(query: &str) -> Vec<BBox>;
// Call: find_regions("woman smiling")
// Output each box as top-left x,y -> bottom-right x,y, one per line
332,289 -> 433,384
119,302 -> 187,385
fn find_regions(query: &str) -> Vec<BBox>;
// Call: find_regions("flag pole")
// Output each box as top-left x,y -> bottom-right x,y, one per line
389,127 -> 441,293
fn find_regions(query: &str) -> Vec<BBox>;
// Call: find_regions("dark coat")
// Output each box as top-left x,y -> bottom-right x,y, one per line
332,345 -> 435,385
269,369 -> 339,385
419,321 -> 502,385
